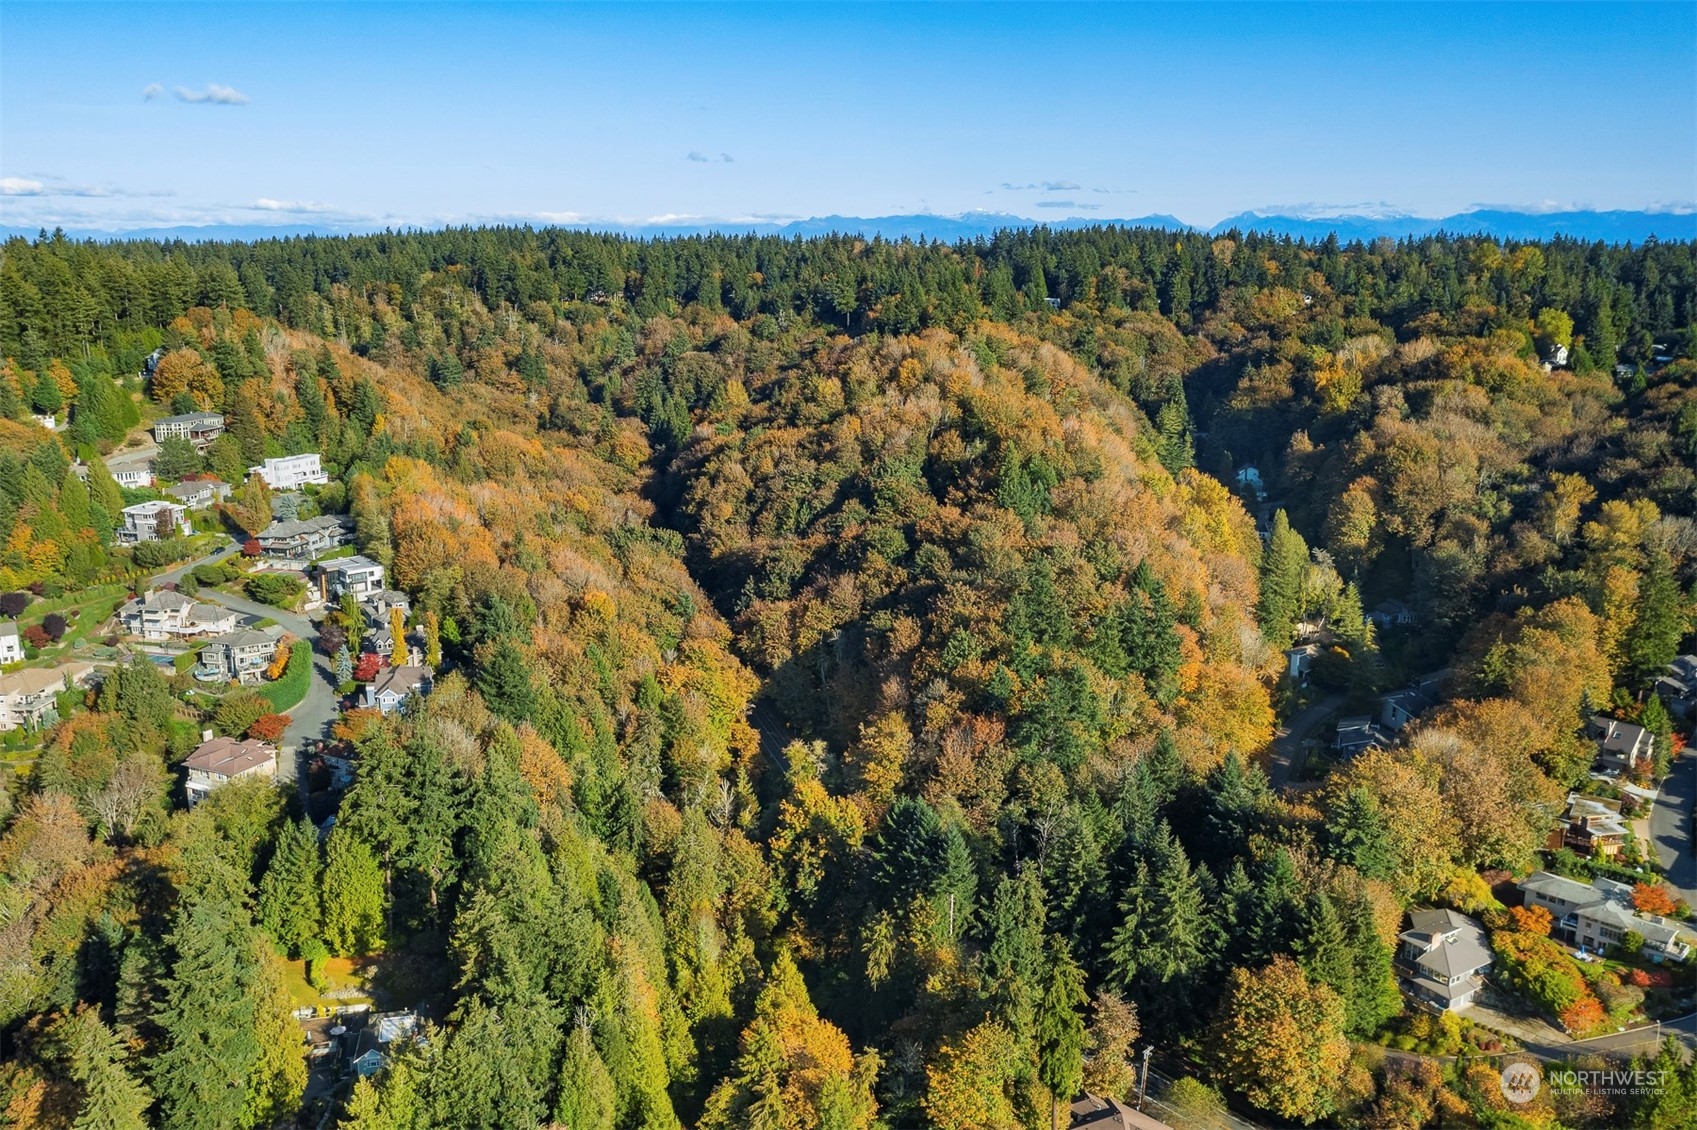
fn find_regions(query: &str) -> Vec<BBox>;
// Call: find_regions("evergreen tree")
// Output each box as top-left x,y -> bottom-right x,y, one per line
322,827 -> 386,956
1258,509 -> 1309,646
149,895 -> 262,1129
257,817 -> 322,956
1104,822 -> 1218,1031
555,1020 -> 617,1130
334,644 -> 354,686
1628,551 -> 1690,683
1324,786 -> 1394,880
1036,938 -> 1088,1130
30,368 -> 63,416
1154,389 -> 1194,476
1337,882 -> 1401,1037
477,639 -> 538,724
981,867 -> 1048,1044
52,1006 -> 152,1130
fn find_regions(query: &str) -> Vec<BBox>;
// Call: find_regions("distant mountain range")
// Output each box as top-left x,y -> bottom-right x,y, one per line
4,208 -> 1692,245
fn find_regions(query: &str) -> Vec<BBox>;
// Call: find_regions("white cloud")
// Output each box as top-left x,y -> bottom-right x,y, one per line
142,83 -> 163,101
175,83 -> 250,105
720,153 -> 734,163
685,151 -> 710,163
0,178 -> 46,196
252,198 -> 339,214
1033,200 -> 1099,211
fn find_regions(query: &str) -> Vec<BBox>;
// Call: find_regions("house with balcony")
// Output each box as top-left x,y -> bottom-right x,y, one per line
1520,871 -> 1693,963
1548,794 -> 1630,859
1396,908 -> 1493,1011
320,555 -> 386,599
255,514 -> 353,560
118,500 -> 192,544
182,734 -> 278,806
152,411 -> 226,449
106,455 -> 154,489
1589,715 -> 1655,775
249,453 -> 328,490
0,662 -> 95,731
118,589 -> 239,641
198,628 -> 283,684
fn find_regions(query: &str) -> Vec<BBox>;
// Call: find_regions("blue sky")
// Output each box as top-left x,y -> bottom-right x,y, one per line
2,2 -> 1693,231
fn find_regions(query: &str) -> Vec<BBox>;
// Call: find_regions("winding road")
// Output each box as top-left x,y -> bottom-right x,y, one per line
153,541 -> 339,786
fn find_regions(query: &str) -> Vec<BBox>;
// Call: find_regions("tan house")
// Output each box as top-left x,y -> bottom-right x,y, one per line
0,662 -> 95,731
182,734 -> 278,806
118,589 -> 240,641
1549,794 -> 1629,858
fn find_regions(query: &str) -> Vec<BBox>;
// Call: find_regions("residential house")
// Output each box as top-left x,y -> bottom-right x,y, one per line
152,411 -> 226,449
363,665 -> 431,715
1368,599 -> 1415,629
1234,464 -> 1265,498
1335,715 -> 1393,757
162,478 -> 230,510
1068,1094 -> 1173,1130
1654,655 -> 1697,722
118,500 -> 191,544
182,733 -> 278,806
320,555 -> 386,599
1285,642 -> 1321,682
1396,908 -> 1493,1011
198,628 -> 283,684
1520,871 -> 1693,963
249,453 -> 328,490
1589,715 -> 1655,775
255,514 -> 353,560
0,662 -> 94,731
1549,794 -> 1630,859
362,590 -> 411,624
1379,672 -> 1447,733
118,589 -> 239,641
0,622 -> 21,665
107,456 -> 153,489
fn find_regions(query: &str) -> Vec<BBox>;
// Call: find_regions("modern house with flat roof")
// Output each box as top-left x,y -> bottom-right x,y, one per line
321,555 -> 386,598
250,453 -> 328,489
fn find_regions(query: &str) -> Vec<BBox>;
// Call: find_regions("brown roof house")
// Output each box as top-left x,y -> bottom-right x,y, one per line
182,732 -> 278,806
1549,794 -> 1630,858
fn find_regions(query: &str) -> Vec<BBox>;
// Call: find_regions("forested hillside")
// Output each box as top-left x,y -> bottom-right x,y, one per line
2,224 -> 1695,1129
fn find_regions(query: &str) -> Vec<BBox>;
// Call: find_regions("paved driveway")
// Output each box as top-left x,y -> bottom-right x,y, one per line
1263,693 -> 1344,790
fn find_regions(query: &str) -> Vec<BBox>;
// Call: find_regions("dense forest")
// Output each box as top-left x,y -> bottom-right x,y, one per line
1,222 -> 1696,1130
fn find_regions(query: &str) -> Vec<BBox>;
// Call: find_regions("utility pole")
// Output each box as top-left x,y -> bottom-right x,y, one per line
1138,1045 -> 1154,1110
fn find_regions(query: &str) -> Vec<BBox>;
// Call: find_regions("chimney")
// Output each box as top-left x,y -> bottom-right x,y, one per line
201,728 -> 214,743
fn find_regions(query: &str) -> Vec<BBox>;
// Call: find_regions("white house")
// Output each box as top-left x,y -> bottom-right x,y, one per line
1589,715 -> 1655,775
118,589 -> 239,641
182,734 -> 278,806
364,665 -> 431,715
1520,872 -> 1693,964
1285,642 -> 1320,681
152,411 -> 226,449
108,459 -> 153,489
118,500 -> 192,544
249,453 -> 328,490
0,662 -> 94,731
0,622 -> 22,665
1396,908 -> 1493,1011
321,555 -> 386,599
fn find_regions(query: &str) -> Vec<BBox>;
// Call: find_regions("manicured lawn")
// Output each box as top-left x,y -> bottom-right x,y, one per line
258,640 -> 313,712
